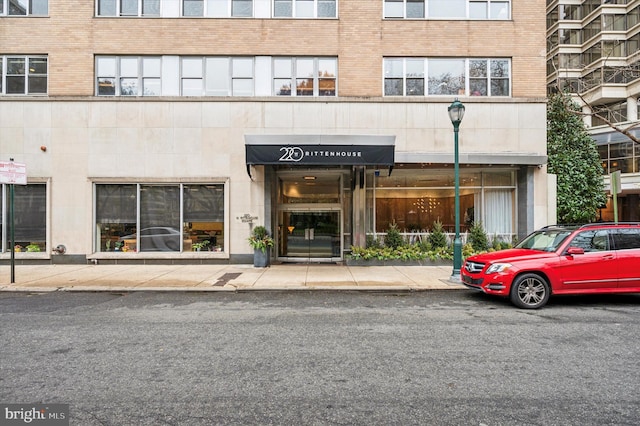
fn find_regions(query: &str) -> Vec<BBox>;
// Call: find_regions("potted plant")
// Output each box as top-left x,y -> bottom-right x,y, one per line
248,225 -> 274,267
192,240 -> 210,251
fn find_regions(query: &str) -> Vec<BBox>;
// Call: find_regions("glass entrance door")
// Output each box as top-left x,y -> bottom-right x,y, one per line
279,211 -> 341,262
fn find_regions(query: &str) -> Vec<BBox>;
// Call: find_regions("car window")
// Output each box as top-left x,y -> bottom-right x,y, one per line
516,230 -> 572,251
611,228 -> 640,250
567,230 -> 610,252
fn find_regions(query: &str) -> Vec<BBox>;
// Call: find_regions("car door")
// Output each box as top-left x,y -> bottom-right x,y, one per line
611,227 -> 640,289
555,229 -> 618,292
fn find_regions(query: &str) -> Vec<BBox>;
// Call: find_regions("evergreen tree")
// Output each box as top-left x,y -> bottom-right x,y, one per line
384,222 -> 404,249
428,220 -> 448,249
468,222 -> 490,252
547,93 -> 607,223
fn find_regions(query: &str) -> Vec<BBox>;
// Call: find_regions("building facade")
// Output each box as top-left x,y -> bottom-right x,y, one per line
547,0 -> 640,222
0,0 -> 549,264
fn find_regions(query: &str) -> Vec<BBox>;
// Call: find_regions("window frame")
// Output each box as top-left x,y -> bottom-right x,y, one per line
96,0 -> 161,17
96,56 -> 162,96
383,57 -> 511,97
272,56 -> 337,97
93,182 -> 228,254
1,0 -> 48,16
181,0 -> 254,17
1,182 -> 48,254
273,0 -> 337,18
0,55 -> 48,96
383,0 -> 510,20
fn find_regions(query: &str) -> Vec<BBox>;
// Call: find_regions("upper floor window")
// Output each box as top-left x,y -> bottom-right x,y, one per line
0,55 -> 47,95
97,0 -> 161,16
384,0 -> 509,19
274,0 -> 336,18
96,55 -> 338,97
0,0 -> 47,15
383,57 -> 510,97
183,0 -> 253,17
181,56 -> 254,96
96,56 -> 161,96
96,0 -> 341,18
273,57 -> 336,96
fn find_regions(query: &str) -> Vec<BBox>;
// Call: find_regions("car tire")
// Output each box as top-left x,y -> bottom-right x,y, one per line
510,273 -> 550,309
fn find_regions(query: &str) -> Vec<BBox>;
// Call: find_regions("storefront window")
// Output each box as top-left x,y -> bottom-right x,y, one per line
96,184 -> 137,252
2,184 -> 46,252
367,168 -> 515,240
95,183 -> 226,253
183,184 -> 225,252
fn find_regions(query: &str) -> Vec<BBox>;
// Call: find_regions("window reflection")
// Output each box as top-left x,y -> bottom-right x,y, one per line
369,168 -> 515,238
273,57 -> 337,97
384,57 -> 510,97
428,59 -> 465,95
429,0 -> 465,18
2,184 -> 47,252
96,184 -> 226,253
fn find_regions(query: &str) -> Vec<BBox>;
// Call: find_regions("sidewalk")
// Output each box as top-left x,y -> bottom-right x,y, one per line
0,263 -> 465,292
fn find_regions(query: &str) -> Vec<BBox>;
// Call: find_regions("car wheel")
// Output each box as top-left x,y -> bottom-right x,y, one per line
510,273 -> 550,309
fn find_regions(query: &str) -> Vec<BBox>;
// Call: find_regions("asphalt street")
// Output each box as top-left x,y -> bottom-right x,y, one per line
1,290 -> 639,425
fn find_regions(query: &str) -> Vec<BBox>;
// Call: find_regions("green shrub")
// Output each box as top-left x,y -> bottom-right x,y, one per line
417,239 -> 432,252
385,222 -> 404,249
428,220 -> 448,249
468,222 -> 489,252
491,236 -> 513,251
366,234 -> 382,249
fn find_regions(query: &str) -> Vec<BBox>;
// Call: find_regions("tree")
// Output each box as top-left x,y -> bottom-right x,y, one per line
384,222 -> 404,249
547,93 -> 608,223
549,47 -> 640,146
468,222 -> 489,252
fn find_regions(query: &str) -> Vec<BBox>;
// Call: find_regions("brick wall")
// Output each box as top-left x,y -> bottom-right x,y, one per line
1,0 -> 546,98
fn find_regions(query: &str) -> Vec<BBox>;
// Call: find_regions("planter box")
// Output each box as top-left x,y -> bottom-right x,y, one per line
345,258 -> 451,267
253,248 -> 270,267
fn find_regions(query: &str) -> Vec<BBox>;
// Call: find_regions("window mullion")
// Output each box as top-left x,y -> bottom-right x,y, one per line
313,57 -> 318,95
136,183 -> 141,250
179,183 -> 184,252
291,57 -> 296,97
487,59 -> 492,96
403,58 -> 407,96
137,56 -> 143,96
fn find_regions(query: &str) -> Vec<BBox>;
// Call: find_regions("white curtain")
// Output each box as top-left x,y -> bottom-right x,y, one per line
484,190 -> 513,236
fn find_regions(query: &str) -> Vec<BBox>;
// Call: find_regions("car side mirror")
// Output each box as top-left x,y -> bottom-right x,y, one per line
566,247 -> 584,256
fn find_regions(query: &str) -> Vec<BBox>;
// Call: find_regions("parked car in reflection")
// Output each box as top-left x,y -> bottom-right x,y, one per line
119,227 -> 181,252
461,223 -> 640,309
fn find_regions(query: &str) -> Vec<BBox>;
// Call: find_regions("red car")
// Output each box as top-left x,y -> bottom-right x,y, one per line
461,223 -> 640,309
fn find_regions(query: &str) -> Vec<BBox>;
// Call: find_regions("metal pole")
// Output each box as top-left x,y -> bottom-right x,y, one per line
451,123 -> 462,281
611,171 -> 619,224
10,182 -> 15,283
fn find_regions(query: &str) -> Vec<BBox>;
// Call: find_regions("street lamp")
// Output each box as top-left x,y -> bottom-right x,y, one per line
448,98 -> 465,281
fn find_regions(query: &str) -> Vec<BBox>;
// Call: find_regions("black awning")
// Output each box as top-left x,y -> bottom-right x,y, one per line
246,144 -> 395,166
245,135 -> 395,167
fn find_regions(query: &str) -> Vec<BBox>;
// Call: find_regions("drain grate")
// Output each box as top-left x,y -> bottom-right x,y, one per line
213,272 -> 242,287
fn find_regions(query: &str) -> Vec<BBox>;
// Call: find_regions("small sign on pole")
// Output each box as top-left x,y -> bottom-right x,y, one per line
0,160 -> 27,185
1,159 -> 27,284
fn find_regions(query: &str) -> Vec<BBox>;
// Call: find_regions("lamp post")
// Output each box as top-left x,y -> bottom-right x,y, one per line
448,99 -> 465,281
